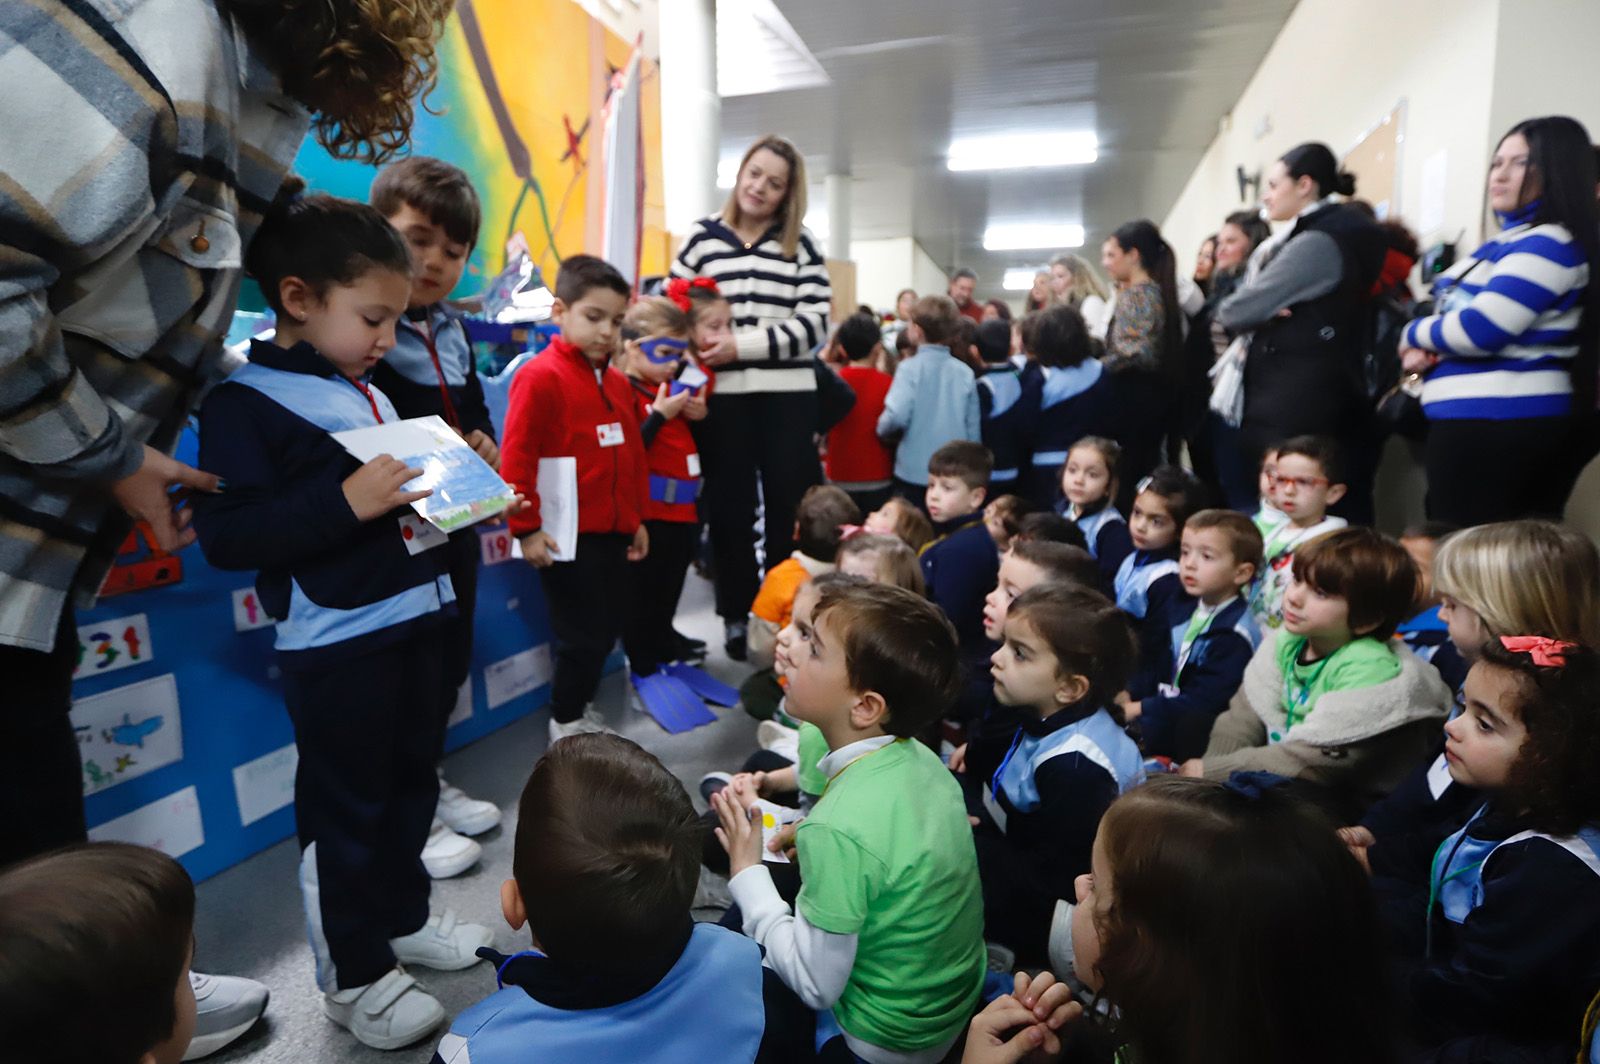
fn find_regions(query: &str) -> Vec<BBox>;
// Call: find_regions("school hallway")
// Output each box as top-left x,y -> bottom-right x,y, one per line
193,572 -> 753,1063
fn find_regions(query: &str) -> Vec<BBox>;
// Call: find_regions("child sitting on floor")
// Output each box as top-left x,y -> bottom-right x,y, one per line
1116,466 -> 1203,698
1184,527 -> 1453,814
1381,639 -> 1600,1062
1394,521 -> 1467,693
836,533 -> 925,595
862,495 -> 934,553
747,485 -> 861,671
1056,436 -> 1131,586
436,734 -> 799,1063
982,494 -> 1031,553
974,583 -> 1144,966
713,584 -> 985,1062
1249,435 -> 1348,630
0,843 -> 199,1064
1121,509 -> 1263,762
1251,445 -> 1287,538
921,441 -> 1001,658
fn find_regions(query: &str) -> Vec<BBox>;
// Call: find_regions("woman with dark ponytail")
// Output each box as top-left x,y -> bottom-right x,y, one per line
1100,220 -> 1185,509
1216,142 -> 1387,522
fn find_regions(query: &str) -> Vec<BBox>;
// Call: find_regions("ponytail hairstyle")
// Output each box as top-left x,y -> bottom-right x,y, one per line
224,0 -> 452,164
244,181 -> 412,316
1500,116 -> 1600,414
1110,219 -> 1184,386
1280,142 -> 1358,200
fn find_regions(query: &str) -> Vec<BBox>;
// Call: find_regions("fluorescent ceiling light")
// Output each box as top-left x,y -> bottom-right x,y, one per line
1003,268 -> 1047,291
984,223 -> 1084,251
717,0 -> 830,98
947,131 -> 1098,172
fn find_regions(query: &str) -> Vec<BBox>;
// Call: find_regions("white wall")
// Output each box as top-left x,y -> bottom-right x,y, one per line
1162,0 -> 1501,265
912,241 -> 949,305
850,237 -> 916,312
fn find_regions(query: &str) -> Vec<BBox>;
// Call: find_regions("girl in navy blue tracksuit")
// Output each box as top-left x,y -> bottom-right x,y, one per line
194,195 -> 492,1040
1055,436 -> 1133,588
1115,467 -> 1203,698
1374,639 -> 1600,1063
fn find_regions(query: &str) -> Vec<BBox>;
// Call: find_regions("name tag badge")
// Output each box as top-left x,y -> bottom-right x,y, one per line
596,422 -> 625,448
686,453 -> 701,478
1426,752 -> 1454,799
398,513 -> 449,555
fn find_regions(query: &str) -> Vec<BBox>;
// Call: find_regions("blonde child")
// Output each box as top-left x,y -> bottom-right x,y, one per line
863,496 -> 934,552
1185,528 -> 1453,813
836,533 -> 925,596
1056,437 -> 1131,584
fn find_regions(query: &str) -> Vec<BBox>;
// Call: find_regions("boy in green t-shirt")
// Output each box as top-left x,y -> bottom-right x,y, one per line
712,582 -> 986,1060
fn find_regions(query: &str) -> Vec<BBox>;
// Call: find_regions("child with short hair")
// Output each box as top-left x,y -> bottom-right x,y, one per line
974,318 -> 1039,494
617,296 -> 729,721
712,584 -> 985,1062
920,441 -> 1001,656
1394,521 -> 1466,692
370,155 -> 504,868
1056,437 -> 1132,584
502,255 -> 648,744
825,311 -> 897,515
976,583 -> 1144,963
1249,435 -> 1348,630
877,295 -> 981,501
1385,640 -> 1600,1060
747,485 -> 861,670
1025,304 -> 1115,506
970,777 -> 1398,1064
1251,445 -> 1288,537
863,495 -> 934,552
1116,466 -> 1203,697
837,533 -> 925,596
0,843 -> 198,1064
193,194 -> 486,1045
1186,528 -> 1453,811
1012,511 -> 1090,550
1122,509 -> 1263,762
982,494 -> 1030,552
1350,520 -> 1600,888
436,734 -> 796,1063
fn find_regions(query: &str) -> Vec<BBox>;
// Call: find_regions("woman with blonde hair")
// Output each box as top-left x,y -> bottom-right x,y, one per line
1049,252 -> 1111,336
671,135 -> 833,659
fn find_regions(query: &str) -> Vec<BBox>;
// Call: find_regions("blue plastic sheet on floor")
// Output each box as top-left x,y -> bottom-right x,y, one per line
632,671 -> 717,733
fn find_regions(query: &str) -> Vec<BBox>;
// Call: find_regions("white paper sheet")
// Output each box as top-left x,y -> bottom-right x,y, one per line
332,415 -> 516,533
89,785 -> 205,859
72,674 -> 184,794
536,456 -> 579,562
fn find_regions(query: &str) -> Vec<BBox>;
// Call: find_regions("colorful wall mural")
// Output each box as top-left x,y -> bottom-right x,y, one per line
292,0 -> 667,298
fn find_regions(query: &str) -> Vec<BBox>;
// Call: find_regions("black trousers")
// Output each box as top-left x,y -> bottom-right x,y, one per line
284,632 -> 445,989
1106,369 -> 1172,513
1425,416 -> 1577,527
698,392 -> 822,621
0,606 -> 87,869
624,519 -> 698,675
441,528 -> 481,710
538,532 -> 631,722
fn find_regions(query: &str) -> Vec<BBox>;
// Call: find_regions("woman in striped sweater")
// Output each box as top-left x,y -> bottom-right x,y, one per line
672,135 -> 833,658
1402,116 -> 1599,527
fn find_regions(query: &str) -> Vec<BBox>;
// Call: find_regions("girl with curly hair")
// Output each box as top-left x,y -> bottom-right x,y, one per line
1386,637 -> 1600,1061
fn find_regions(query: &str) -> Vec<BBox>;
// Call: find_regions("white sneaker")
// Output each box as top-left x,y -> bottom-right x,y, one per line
323,967 -> 445,1050
757,719 -> 800,761
436,773 -> 501,837
547,705 -> 614,745
421,817 -> 481,879
181,972 -> 269,1060
390,908 -> 493,971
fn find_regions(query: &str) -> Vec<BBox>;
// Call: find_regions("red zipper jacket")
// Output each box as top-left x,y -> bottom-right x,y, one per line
627,372 -> 711,524
502,336 -> 647,537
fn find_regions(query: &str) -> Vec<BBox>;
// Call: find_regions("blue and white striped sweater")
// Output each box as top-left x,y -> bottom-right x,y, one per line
1404,207 -> 1588,421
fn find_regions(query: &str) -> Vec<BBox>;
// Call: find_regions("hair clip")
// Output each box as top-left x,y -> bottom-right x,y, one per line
1221,771 -> 1290,801
665,276 -> 721,313
1499,635 -> 1576,668
837,523 -> 865,542
1134,475 -> 1155,496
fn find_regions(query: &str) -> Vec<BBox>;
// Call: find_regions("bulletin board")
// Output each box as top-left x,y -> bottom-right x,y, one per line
1342,101 -> 1406,220
76,427 -> 566,883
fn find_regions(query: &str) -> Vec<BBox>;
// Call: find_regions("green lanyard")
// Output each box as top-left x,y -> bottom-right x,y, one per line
1280,638 -> 1333,733
1172,602 -> 1223,690
1424,805 -> 1488,957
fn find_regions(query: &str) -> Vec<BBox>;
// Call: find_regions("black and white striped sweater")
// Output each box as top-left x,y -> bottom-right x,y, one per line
671,216 -> 832,395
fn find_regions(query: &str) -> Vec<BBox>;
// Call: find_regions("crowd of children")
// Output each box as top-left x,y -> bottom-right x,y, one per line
7,149 -> 1600,1064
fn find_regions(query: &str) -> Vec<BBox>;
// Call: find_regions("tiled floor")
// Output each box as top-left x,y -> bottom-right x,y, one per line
197,572 -> 753,1062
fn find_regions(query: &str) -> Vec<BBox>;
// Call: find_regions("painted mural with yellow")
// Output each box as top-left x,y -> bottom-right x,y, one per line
292,0 -> 667,297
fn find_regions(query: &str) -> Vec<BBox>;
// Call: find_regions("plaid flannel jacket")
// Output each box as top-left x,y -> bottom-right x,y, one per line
0,0 -> 310,649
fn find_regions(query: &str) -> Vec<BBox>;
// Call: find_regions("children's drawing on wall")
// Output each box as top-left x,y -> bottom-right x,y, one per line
72,674 -> 185,794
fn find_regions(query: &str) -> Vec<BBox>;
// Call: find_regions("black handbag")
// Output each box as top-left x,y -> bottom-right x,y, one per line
1375,372 -> 1428,441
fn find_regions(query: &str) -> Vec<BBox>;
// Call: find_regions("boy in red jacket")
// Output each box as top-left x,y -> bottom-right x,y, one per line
825,311 -> 895,515
501,256 -> 649,744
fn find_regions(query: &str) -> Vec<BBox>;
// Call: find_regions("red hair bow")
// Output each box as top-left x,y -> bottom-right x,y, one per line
1499,635 -> 1576,667
665,276 -> 721,312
